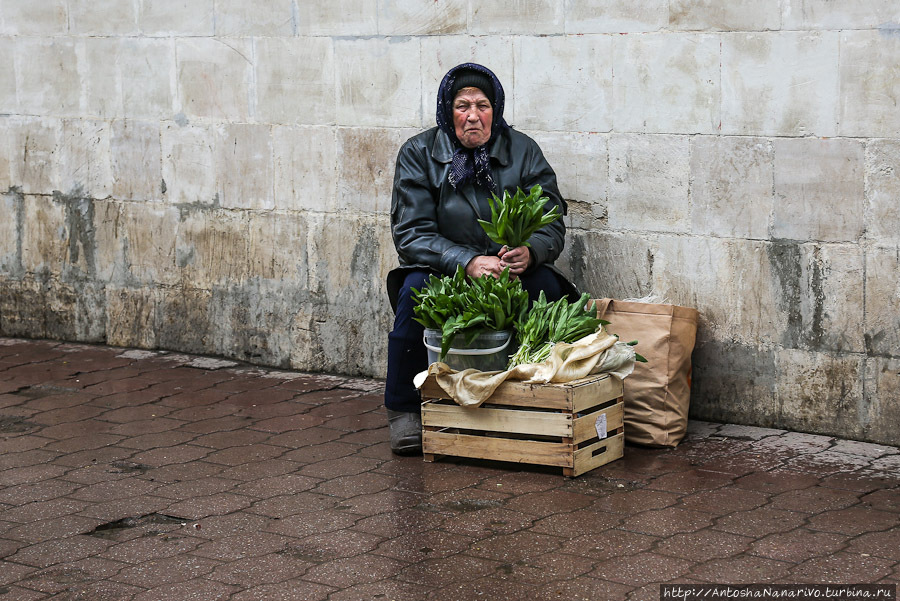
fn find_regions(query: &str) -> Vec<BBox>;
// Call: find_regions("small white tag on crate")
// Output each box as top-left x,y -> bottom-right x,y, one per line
595,414 -> 608,440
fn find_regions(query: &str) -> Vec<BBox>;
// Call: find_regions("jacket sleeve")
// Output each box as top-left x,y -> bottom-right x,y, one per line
390,140 -> 479,275
520,138 -> 567,270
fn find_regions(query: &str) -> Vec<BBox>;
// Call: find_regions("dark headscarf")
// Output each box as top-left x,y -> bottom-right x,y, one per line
436,63 -> 509,191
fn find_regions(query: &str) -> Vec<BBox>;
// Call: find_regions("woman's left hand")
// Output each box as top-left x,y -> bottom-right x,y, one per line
498,245 -> 532,276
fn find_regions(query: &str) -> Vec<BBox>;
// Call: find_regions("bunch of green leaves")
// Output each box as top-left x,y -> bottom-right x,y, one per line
508,292 -> 609,368
477,184 -> 562,248
412,266 -> 529,360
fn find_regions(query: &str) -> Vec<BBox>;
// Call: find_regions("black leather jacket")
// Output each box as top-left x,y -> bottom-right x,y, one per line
387,126 -> 570,309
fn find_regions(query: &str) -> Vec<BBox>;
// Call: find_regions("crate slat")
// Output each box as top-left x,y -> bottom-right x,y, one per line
420,373 -> 621,411
572,432 -> 625,477
573,401 -> 624,444
573,376 -> 624,412
423,431 -> 573,467
419,377 -> 571,410
422,403 -> 572,437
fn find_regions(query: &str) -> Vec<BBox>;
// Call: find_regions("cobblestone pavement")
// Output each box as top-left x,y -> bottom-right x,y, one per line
0,338 -> 898,601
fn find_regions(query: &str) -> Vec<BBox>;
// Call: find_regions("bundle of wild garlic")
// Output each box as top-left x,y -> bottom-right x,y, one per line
412,266 -> 528,360
477,184 -> 561,249
508,292 -> 647,368
508,292 -> 606,368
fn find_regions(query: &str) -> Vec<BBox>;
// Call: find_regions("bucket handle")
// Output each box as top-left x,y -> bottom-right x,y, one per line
422,334 -> 512,356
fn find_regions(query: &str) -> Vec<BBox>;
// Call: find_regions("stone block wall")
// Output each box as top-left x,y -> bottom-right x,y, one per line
1,0 -> 898,444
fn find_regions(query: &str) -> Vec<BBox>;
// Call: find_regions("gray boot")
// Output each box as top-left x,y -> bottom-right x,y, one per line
386,409 -> 422,456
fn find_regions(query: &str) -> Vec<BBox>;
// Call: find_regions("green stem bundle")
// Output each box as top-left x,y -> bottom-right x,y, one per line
508,292 -> 609,368
478,184 -> 561,248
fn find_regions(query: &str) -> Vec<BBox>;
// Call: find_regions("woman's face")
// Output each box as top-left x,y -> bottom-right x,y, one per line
453,88 -> 493,149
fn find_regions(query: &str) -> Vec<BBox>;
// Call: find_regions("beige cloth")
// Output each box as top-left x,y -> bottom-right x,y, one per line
413,329 -> 636,407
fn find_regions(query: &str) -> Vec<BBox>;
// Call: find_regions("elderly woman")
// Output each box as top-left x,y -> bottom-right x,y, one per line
385,63 -> 575,454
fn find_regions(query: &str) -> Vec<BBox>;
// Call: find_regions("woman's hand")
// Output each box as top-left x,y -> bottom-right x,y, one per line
466,247 -> 532,279
498,245 -> 532,276
465,255 -> 505,279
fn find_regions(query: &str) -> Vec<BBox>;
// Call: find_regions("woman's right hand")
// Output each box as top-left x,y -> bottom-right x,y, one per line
465,255 -> 505,279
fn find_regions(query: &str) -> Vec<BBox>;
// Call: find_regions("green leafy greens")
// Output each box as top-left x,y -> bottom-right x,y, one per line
477,184 -> 562,248
412,266 -> 529,361
508,292 -> 609,368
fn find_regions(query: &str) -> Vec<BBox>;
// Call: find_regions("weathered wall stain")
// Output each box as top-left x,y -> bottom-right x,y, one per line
767,239 -> 830,352
106,287 -> 157,350
2,187 -> 26,279
156,287 -> 212,355
55,189 -> 98,282
691,339 -> 778,426
566,234 -> 587,290
350,225 -> 377,280
0,278 -> 106,342
767,239 -> 804,348
806,246 -> 827,350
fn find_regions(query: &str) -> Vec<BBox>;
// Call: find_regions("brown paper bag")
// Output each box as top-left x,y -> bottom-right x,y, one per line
593,299 -> 699,447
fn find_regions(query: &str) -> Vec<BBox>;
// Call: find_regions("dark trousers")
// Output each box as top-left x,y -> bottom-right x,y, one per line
384,266 -> 565,413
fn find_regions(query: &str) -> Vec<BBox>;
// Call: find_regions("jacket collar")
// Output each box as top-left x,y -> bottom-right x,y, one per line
431,127 -> 511,167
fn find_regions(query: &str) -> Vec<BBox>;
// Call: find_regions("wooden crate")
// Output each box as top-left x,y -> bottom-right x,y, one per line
420,373 -> 624,477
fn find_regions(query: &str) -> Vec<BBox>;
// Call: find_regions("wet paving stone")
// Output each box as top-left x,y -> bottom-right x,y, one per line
193,531 -> 293,562
561,529 -> 660,560
750,527 -> 849,563
102,533 -> 202,564
310,471 -> 396,498
504,489 -> 596,517
196,444 -> 286,467
805,506 -> 899,536
645,469 -> 735,494
688,553 -> 793,583
713,505 -> 809,537
9,535 -> 112,569
467,530 -> 564,564
131,578 -> 236,601
372,528 -> 474,563
678,486 -> 769,514
0,478 -> 79,505
788,550 -> 897,584
263,509 -> 361,539
231,473 -> 321,498
351,508 -> 447,538
397,553 -> 504,587
844,530 -> 900,561
436,506 -> 533,537
734,470 -> 821,494
529,508 -> 621,537
621,506 -> 715,536
217,458 -> 298,481
591,551 -> 693,585
594,488 -> 679,514
326,578 -> 434,601
0,338 -> 898,599
280,440 -> 360,465
860,488 -> 900,512
431,574 -> 542,600
537,577 -> 636,601
303,554 -> 407,588
5,515 -> 106,544
655,529 -> 754,562
209,552 -> 312,586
